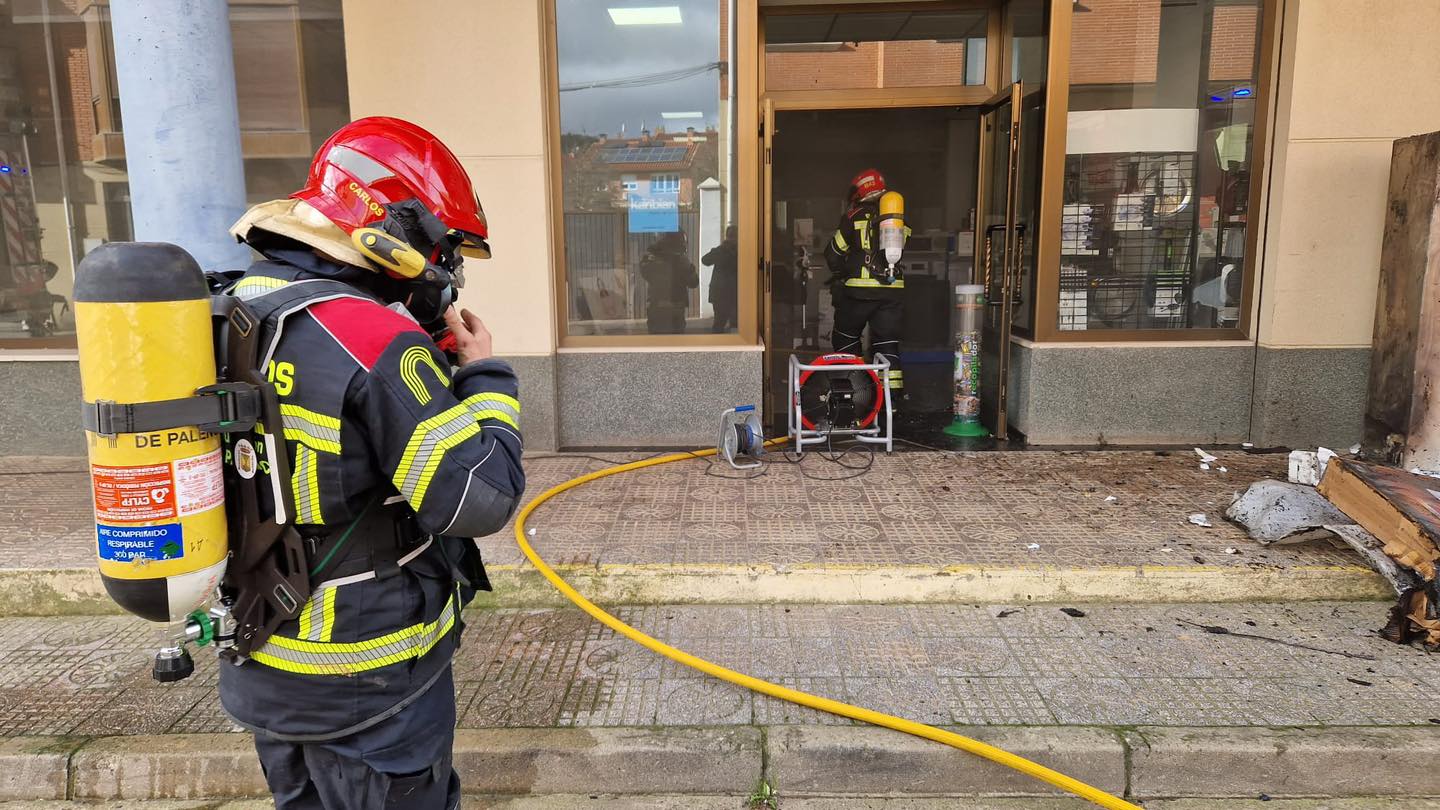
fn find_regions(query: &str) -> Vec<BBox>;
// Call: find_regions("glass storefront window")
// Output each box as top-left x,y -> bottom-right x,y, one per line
1058,0 -> 1262,332
555,0 -> 736,337
0,0 -> 348,347
764,9 -> 988,92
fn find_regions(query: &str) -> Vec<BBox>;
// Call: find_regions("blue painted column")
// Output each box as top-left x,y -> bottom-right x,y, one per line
109,0 -> 252,270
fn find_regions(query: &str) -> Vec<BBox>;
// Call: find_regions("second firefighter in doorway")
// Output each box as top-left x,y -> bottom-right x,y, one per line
825,168 -> 908,393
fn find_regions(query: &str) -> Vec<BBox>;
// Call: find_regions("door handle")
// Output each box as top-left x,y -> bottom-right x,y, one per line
982,234 -> 997,306
983,224 -> 1008,307
1007,222 -> 1028,309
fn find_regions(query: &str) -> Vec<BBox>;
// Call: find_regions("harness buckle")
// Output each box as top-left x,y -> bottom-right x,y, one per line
195,382 -> 263,433
88,399 -> 125,439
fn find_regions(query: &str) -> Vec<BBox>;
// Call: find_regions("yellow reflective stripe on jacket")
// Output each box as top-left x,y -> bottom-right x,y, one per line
393,404 -> 483,507
855,215 -> 873,251
463,392 -> 520,430
232,276 -> 290,300
250,591 -> 459,675
392,391 -> 519,507
280,404 -> 342,454
297,586 -> 336,642
843,277 -> 906,289
831,229 -> 849,253
400,345 -> 449,406
291,445 -> 324,525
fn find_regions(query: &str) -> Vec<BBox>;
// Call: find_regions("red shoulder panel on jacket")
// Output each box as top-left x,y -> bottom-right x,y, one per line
308,297 -> 425,371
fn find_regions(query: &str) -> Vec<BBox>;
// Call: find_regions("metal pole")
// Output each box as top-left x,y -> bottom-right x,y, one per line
40,1 -> 78,273
109,0 -> 251,270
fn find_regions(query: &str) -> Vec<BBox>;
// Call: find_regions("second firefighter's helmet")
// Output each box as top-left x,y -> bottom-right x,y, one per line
848,168 -> 887,205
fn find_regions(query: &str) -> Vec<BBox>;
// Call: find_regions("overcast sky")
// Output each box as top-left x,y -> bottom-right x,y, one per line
555,0 -> 723,137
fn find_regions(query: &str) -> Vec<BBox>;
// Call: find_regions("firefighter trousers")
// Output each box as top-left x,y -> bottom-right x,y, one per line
254,665 -> 461,810
831,291 -> 904,390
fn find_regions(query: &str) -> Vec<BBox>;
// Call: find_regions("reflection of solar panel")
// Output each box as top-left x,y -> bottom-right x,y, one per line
599,147 -> 688,164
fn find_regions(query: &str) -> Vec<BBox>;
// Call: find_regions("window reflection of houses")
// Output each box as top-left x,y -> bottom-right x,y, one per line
564,126 -> 718,213
561,126 -> 720,333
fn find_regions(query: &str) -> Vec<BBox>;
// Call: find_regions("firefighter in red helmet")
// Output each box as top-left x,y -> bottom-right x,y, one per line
825,168 -> 906,394
218,116 -> 525,809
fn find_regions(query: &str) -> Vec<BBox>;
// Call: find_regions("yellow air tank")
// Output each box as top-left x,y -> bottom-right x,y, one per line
75,242 -> 228,629
878,190 -> 905,271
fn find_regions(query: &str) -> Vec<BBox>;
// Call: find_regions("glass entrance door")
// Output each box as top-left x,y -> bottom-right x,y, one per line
976,82 -> 1026,438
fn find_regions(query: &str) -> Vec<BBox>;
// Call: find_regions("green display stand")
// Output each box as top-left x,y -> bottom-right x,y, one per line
943,416 -> 991,438
944,284 -> 990,440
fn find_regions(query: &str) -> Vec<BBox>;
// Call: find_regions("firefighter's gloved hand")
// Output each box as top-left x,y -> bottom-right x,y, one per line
442,306 -> 493,365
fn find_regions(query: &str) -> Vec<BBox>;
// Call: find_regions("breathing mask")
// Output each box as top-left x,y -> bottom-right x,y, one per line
350,199 -> 466,326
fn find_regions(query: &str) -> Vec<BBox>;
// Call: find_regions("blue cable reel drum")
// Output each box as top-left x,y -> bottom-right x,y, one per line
717,405 -> 765,470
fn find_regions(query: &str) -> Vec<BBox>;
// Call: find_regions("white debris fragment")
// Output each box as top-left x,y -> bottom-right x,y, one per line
1288,449 -> 1335,486
1200,463 -> 1212,471
1026,543 -> 1041,550
527,528 -> 537,537
1161,546 -> 1173,552
1242,442 -> 1254,448
1225,547 -> 1240,555
1188,513 -> 1214,528
1105,495 -> 1118,503
1219,466 -> 1228,473
1195,448 -> 1218,464
1349,443 -> 1362,455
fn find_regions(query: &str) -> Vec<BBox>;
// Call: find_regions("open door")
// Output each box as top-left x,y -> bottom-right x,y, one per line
976,82 -> 1025,439
760,98 -> 775,412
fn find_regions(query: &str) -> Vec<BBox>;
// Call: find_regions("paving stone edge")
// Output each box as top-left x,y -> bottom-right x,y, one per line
0,563 -> 1391,617
3,725 -> 1439,801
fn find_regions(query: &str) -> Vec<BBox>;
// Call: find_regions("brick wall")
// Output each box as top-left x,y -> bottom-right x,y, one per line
884,40 -> 967,88
60,24 -> 94,162
1209,5 -> 1259,83
765,40 -> 965,91
1070,0 -> 1162,87
767,44 -> 880,91
1070,0 -> 1259,88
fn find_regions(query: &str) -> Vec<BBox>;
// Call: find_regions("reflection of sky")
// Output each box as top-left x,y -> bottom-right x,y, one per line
556,0 -> 722,136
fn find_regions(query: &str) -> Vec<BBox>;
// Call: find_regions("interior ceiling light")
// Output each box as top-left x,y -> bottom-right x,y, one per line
608,6 -> 682,25
661,111 -> 703,119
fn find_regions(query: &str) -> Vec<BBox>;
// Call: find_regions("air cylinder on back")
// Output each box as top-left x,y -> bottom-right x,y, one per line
75,242 -> 228,624
878,190 -> 906,270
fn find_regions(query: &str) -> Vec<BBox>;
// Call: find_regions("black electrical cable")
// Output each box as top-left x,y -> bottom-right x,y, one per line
528,433 -> 878,482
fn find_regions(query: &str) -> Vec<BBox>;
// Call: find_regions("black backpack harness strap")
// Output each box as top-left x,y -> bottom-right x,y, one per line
222,271 -> 486,651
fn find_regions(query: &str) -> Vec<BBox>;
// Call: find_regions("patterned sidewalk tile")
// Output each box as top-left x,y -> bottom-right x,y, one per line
1,601 -> 1436,737
2,450 -> 1360,574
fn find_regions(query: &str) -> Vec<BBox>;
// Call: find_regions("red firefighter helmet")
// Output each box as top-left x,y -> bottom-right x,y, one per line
293,116 -> 490,259
848,169 -> 887,205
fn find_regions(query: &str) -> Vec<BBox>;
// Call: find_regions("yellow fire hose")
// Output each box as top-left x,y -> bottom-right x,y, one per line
513,442 -> 1142,810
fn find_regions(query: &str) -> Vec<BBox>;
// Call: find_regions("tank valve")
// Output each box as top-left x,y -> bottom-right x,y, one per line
150,609 -> 215,682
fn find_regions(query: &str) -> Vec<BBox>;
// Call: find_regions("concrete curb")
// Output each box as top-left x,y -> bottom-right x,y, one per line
767,725 -> 1126,797
0,799 -> 1438,809
67,728 -> 761,801
0,562 -> 1391,617
5,726 -> 1440,801
1125,726 -> 1440,798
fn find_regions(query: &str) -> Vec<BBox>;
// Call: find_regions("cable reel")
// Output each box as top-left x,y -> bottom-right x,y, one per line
716,405 -> 765,470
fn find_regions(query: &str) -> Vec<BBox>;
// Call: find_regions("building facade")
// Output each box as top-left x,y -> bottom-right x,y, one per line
1,0 -> 1437,453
